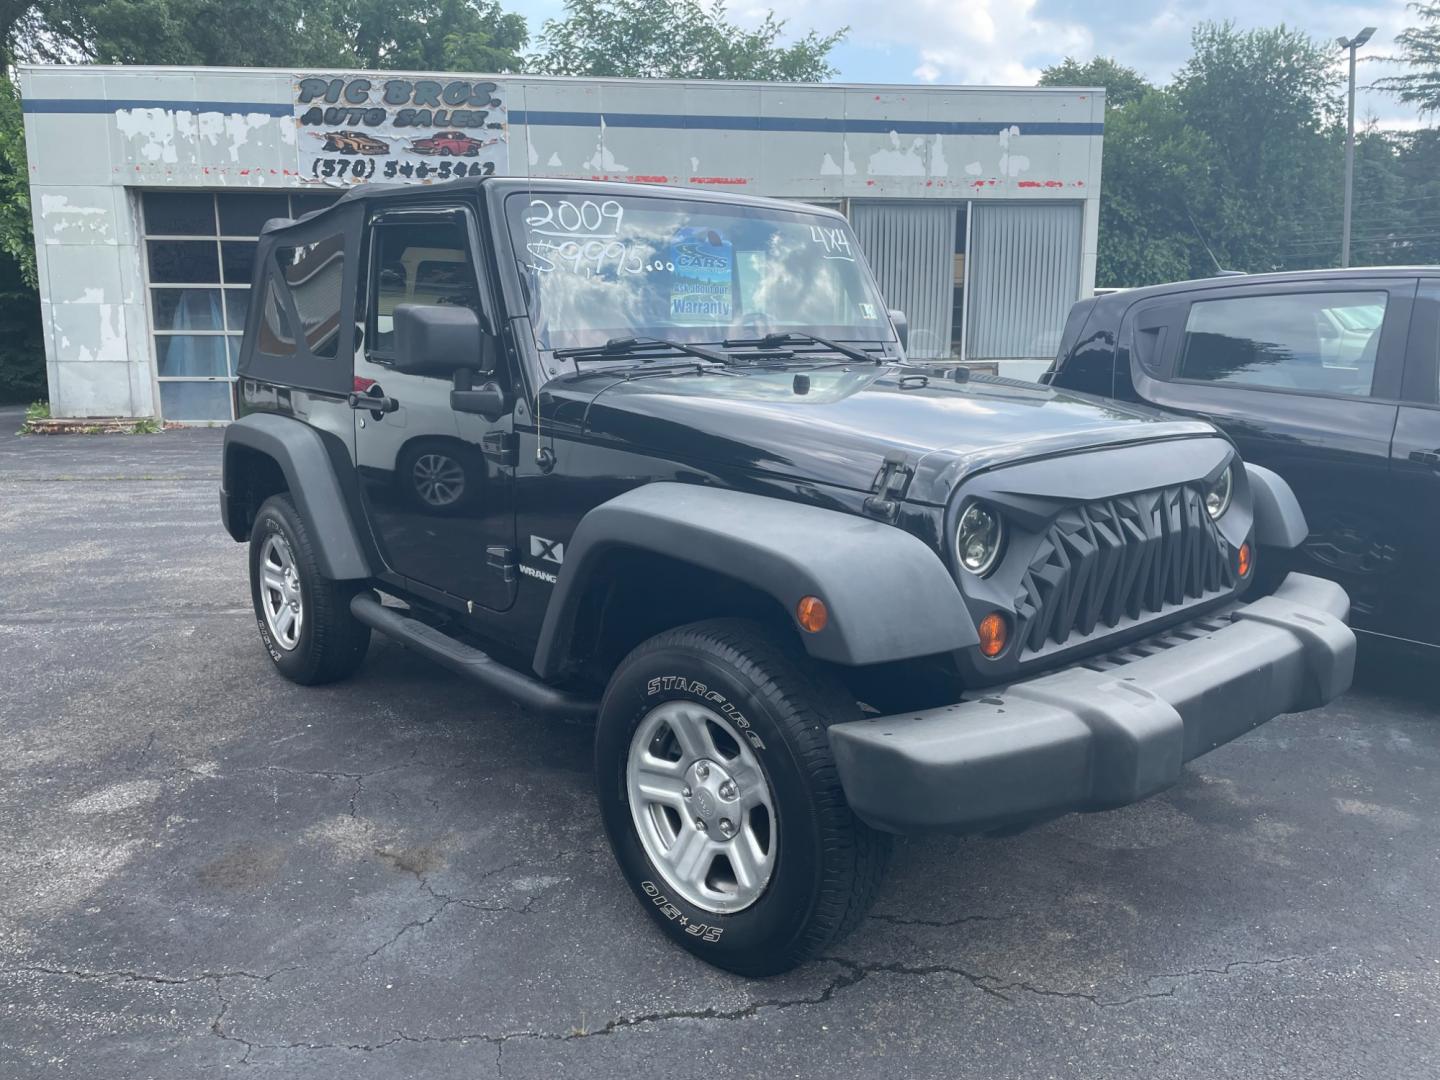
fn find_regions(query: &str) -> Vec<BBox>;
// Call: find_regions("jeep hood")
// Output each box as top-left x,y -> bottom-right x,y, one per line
545,365 -> 1217,504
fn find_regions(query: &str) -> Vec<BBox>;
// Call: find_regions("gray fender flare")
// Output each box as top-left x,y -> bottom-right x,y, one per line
532,483 -> 976,679
1244,462 -> 1308,549
222,413 -> 372,580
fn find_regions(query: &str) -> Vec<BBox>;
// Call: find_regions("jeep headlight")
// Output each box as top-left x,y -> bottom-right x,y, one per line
1204,465 -> 1234,520
956,502 -> 1003,576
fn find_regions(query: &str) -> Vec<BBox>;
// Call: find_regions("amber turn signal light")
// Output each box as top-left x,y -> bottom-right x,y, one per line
1237,541 -> 1252,578
978,611 -> 1008,658
796,595 -> 829,634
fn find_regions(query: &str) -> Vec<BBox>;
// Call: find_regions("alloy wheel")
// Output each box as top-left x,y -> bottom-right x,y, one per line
258,533 -> 304,650
412,452 -> 465,508
626,700 -> 777,914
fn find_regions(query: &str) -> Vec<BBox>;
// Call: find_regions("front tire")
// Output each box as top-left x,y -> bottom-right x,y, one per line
248,494 -> 370,686
595,619 -> 891,976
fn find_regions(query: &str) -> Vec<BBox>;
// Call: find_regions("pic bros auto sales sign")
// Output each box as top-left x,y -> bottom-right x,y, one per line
295,75 -> 508,185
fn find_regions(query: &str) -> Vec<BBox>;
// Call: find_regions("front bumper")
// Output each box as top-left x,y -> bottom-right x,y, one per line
828,573 -> 1355,834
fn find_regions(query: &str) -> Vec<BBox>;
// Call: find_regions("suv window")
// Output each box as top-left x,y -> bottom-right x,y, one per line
1178,291 -> 1387,397
274,235 -> 345,358
257,279 -> 295,354
369,217 -> 481,357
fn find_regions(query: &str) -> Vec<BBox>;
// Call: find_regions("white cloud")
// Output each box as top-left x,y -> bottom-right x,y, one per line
507,0 -> 1429,129
750,0 -> 1093,85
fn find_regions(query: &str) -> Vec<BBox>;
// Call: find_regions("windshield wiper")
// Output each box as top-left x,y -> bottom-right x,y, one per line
553,336 -> 735,366
721,332 -> 882,366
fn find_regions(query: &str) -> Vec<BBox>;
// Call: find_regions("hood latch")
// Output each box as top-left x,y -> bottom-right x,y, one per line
863,453 -> 912,521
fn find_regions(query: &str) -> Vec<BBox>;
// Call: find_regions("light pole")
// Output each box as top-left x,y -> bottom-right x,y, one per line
1337,26 -> 1376,268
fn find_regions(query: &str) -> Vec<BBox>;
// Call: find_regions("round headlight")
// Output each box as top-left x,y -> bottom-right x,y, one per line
1204,466 -> 1234,520
956,502 -> 1003,576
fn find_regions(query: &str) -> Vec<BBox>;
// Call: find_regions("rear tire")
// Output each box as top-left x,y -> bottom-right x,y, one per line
248,494 -> 370,686
595,618 -> 891,976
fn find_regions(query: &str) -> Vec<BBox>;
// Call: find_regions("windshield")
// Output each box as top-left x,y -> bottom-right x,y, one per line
505,192 -> 893,352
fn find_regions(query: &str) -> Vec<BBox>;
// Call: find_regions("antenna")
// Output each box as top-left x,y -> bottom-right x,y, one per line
1183,203 -> 1227,275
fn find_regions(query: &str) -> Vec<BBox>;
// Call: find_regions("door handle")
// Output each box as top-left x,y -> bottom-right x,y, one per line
348,391 -> 399,414
1409,448 -> 1440,468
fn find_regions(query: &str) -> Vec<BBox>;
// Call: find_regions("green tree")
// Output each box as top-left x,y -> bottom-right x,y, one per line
1039,56 -> 1152,109
1040,57 -> 1214,285
2,7 -> 43,402
341,0 -> 527,71
20,0 -> 527,69
1045,25 -> 1346,287
532,0 -> 846,81
1096,89 -> 1223,286
1375,1 -> 1440,113
1172,21 -> 1342,274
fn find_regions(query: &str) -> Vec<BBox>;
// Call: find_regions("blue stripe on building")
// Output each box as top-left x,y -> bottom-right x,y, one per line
509,111 -> 1102,136
23,98 -> 295,117
21,98 -> 1102,136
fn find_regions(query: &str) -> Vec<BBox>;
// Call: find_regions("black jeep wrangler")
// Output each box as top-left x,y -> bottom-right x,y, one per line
220,177 -> 1355,975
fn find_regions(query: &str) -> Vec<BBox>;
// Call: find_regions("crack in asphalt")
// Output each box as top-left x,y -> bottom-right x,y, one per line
188,953 -> 1315,1062
361,860 -> 535,963
867,911 -> 1021,929
0,475 -> 219,483
238,761 -> 454,818
251,764 -> 384,818
0,609 -> 252,624
4,965 -> 287,987
929,953 -> 1313,1008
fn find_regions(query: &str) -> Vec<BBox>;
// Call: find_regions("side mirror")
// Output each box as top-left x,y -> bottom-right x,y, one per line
392,303 -> 495,377
888,309 -> 908,351
450,368 -> 510,421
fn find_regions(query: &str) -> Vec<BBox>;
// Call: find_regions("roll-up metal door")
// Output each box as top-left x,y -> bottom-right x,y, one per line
851,202 -> 957,359
966,203 -> 1083,373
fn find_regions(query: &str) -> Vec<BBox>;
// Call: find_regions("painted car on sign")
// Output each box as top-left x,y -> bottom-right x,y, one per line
320,131 -> 390,155
409,131 -> 489,156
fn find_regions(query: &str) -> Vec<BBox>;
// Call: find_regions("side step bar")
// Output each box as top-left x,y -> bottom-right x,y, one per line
350,594 -> 598,722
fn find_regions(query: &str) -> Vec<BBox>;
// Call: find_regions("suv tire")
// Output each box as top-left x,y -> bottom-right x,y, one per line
248,494 -> 371,686
595,618 -> 891,976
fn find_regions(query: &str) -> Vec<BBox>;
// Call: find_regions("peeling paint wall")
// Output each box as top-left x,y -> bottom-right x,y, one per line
19,64 -> 1103,419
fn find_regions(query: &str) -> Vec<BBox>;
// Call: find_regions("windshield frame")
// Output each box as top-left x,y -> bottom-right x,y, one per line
492,182 -> 897,369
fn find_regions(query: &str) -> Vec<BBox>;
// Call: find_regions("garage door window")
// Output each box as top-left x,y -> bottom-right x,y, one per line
142,191 -> 339,421
1178,291 -> 1387,397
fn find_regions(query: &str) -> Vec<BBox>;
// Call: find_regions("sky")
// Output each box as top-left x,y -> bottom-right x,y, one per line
509,0 -> 1427,129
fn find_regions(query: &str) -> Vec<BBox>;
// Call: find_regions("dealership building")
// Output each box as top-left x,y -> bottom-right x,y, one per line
18,64 -> 1104,422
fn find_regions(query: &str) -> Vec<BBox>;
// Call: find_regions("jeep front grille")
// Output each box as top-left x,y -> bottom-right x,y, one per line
1013,484 -> 1234,657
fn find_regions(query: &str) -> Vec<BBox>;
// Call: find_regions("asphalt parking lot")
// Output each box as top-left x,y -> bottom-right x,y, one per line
1,403 -> 1438,1079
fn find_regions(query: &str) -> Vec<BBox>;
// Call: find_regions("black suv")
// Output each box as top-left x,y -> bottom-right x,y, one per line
1044,268 -> 1440,652
220,178 -> 1355,975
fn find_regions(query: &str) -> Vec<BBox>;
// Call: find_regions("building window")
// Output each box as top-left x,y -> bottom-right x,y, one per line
141,190 -> 340,421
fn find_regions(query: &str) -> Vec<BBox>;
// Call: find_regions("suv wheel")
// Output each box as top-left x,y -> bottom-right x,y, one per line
248,494 -> 371,685
595,619 -> 891,976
